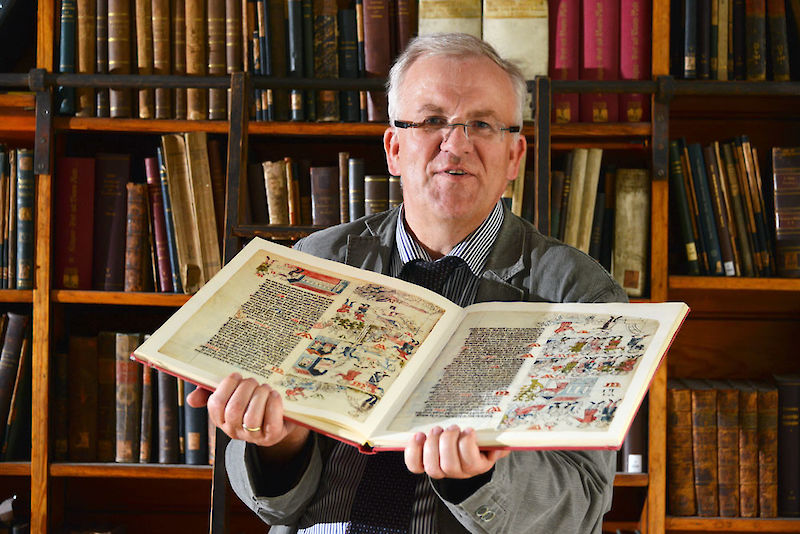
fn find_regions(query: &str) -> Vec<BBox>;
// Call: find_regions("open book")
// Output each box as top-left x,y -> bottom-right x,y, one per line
134,238 -> 689,452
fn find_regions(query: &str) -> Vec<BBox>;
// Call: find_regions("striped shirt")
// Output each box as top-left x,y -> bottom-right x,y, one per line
298,202 -> 505,534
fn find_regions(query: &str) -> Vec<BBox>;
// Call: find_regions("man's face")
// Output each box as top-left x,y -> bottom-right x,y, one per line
384,54 -> 526,236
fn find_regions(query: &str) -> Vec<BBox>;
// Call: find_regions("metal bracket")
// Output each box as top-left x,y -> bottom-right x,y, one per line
651,76 -> 672,181
31,69 -> 53,175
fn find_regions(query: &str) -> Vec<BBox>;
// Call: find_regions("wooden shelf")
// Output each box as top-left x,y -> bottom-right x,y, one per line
51,290 -> 191,306
0,462 -> 31,476
666,516 -> 800,532
53,117 -> 230,134
50,463 -> 211,480
668,276 -> 800,317
0,92 -> 35,143
613,473 -> 649,487
0,290 -> 33,303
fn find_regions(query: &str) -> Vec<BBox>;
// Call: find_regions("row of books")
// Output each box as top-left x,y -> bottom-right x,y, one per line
670,0 -> 800,82
0,147 -> 34,291
0,312 -> 31,462
246,152 -> 401,227
53,332 -> 214,466
667,137 -> 794,278
550,148 -> 651,297
54,133 -> 227,294
666,377 -> 800,518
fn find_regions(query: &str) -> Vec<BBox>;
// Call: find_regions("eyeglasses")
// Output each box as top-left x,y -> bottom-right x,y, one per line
393,117 -> 521,142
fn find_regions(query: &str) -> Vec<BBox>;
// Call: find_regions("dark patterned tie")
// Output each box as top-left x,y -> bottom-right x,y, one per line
348,257 -> 467,533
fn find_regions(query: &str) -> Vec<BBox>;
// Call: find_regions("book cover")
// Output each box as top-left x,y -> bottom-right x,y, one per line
687,379 -> 719,516
133,237 -> 689,452
183,132 -> 222,283
95,0 -> 109,117
207,0 -> 227,120
562,147 -> 588,248
14,149 -> 33,290
548,0 -> 579,123
151,0 -> 171,119
185,0 -> 208,120
75,0 -> 96,117
107,0 -> 132,117
771,146 -> 800,277
619,0 -> 651,121
417,0 -> 482,37
115,332 -> 142,463
348,157 -> 365,221
57,0 -> 77,115
263,159 -> 290,225
612,168 -> 650,297
580,0 -> 620,122
123,182 -> 147,292
54,157 -> 95,289
92,153 -> 130,291
134,0 -> 155,119
309,166 -> 340,227
576,148 -> 603,254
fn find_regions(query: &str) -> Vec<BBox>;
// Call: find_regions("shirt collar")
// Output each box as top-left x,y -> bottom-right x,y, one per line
393,201 -> 505,277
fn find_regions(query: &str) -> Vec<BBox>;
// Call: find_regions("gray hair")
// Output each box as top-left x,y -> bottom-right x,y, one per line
386,33 -> 527,125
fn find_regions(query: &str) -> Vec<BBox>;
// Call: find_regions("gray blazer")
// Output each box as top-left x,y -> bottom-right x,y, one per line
226,206 -> 628,533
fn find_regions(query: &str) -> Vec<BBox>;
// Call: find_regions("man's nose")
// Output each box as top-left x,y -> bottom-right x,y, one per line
440,123 -> 472,150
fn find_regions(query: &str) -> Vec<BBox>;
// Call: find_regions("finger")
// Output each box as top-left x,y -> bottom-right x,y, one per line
186,386 -> 211,408
437,425 -> 463,476
404,432 -> 426,474
241,384 -> 272,436
262,389 -> 286,438
206,373 -> 242,426
222,377 -> 259,436
422,426 -> 445,478
456,428 -> 487,476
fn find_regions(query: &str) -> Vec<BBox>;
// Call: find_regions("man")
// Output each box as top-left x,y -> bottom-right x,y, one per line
189,33 -> 627,533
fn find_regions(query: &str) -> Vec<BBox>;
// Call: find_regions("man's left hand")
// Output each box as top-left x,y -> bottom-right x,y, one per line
404,425 -> 510,479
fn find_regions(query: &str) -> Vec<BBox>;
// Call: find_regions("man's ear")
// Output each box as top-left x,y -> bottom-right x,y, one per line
506,134 -> 527,182
384,127 -> 401,176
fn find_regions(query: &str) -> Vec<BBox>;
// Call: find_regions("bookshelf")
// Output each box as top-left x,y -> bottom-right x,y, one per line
0,0 -> 796,532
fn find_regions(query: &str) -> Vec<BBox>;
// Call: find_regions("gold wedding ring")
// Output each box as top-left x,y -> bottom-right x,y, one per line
242,423 -> 262,432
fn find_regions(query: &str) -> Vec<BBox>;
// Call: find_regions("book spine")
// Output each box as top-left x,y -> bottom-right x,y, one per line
302,0 -> 316,121
688,143 -> 725,275
108,0 -> 132,117
703,144 -> 736,276
185,0 -> 208,120
207,138 -> 228,247
682,0 -> 698,78
668,141 -> 701,275
2,335 -> 31,461
310,166 -> 340,227
348,158 -> 365,222
57,0 -> 77,115
338,151 -> 350,224
771,147 -> 800,277
721,142 -> 755,276
67,336 -> 98,461
139,363 -> 154,463
134,0 -> 155,118
183,131 -> 222,281
157,147 -> 183,293
285,157 -> 301,226
612,168 -> 649,297
226,0 -> 244,75
124,182 -> 147,292
208,0 -> 227,120
580,0 -> 620,122
95,331 -> 117,462
52,348 -> 69,460
716,387 -> 740,516
757,384 -> 779,517
145,157 -> 174,292
268,0 -> 289,121
739,385 -> 760,516
732,139 -> 764,275
395,0 -> 415,53
691,387 -> 719,516
364,175 -> 389,216
95,0 -> 110,117
667,381 -> 696,515
92,153 -> 131,291
0,313 -> 29,444
115,333 -> 142,463
247,163 -> 269,223
776,376 -> 800,516
389,176 -> 402,209
157,370 -> 180,463
54,157 -> 95,289
745,0 -> 767,80
766,0 -> 791,80
740,137 -> 771,275
14,150 -> 34,290
183,382 -> 209,465
549,0 -> 580,123
313,0 -> 339,122
7,151 -> 15,289
172,0 -> 187,119
619,0 -> 651,121
712,141 -> 742,275
362,0 -> 392,122
732,0 -> 746,79
697,0 -> 712,79
286,0 -> 305,121
151,0 -> 172,119
76,0 -> 96,117
338,8 -> 360,123
264,160 -> 290,225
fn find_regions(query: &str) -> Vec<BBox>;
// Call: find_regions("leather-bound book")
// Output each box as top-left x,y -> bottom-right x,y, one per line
95,0 -> 110,116
157,370 -> 180,464
95,331 -> 117,462
580,0 -> 620,122
309,166 -> 340,227
268,0 -> 289,121
185,0 -> 208,120
2,335 -> 31,460
151,0 -> 171,119
775,375 -> 800,516
14,149 -> 34,290
338,7 -> 360,123
157,147 -> 183,293
115,332 -> 142,463
687,379 -> 719,516
134,0 -> 154,118
737,381 -> 760,516
0,313 -> 29,445
207,138 -> 227,245
285,157 -> 301,225
92,153 -> 130,292
549,0 -> 579,123
348,157 -> 365,221
697,0 -> 711,79
67,335 -> 98,461
225,0 -> 243,75
752,380 -> 779,517
395,0 -> 416,53
52,345 -> 69,461
745,0 -> 767,80
362,0 -> 391,121
76,0 -> 96,117
719,142 -> 755,276
667,378 -> 696,516
338,151 -> 350,223
57,0 -> 77,115
172,0 -> 187,119
108,0 -> 132,117
771,147 -> 800,277
144,157 -> 173,293
364,175 -> 388,215
139,361 -> 154,463
208,0 -> 227,119
302,0 -> 316,122
183,132 -> 222,282
710,380 -> 740,516
124,182 -> 147,292
53,159 -> 96,290
183,382 -> 208,465
263,159 -> 290,225
703,144 -> 736,276
620,0 -> 651,121
732,0 -> 746,79
313,0 -> 339,122
766,0 -> 791,80
418,0 -> 482,37
389,176 -> 402,209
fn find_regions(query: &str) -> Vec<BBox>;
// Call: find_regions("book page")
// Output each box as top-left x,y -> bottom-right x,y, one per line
378,302 -> 687,449
136,238 -> 464,438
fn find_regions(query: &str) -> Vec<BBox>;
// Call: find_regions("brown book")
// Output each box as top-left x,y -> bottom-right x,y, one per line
313,0 -> 340,121
667,379 -> 696,516
207,138 -> 227,248
157,370 -> 180,464
52,345 -> 69,461
145,157 -> 173,293
389,176 -> 402,209
95,0 -> 110,117
93,153 -> 131,291
54,157 -> 96,290
124,182 -> 147,292
115,332 -> 142,463
151,0 -> 172,119
96,331 -> 117,462
263,159 -> 289,225
0,313 -> 28,444
139,358 -> 154,463
225,0 -> 244,75
338,151 -> 350,224
771,147 -> 800,277
745,0 -> 767,80
737,380 -> 760,517
362,0 -> 391,121
183,132 -> 222,283
364,174 -> 389,215
703,144 -> 737,276
395,0 -> 416,53
172,0 -> 187,119
752,380 -> 779,517
775,374 -> 800,516
76,0 -> 96,117
709,380 -> 740,516
108,0 -> 132,117
686,379 -> 719,516
68,335 -> 99,461
186,0 -> 208,120
766,0 -> 791,80
285,157 -> 301,225
309,166 -> 340,227
208,0 -> 227,119
134,0 -> 155,118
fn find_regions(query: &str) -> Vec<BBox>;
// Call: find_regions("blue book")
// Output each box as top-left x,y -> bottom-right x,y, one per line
688,143 -> 724,275
157,147 -> 183,293
15,149 -> 34,290
57,0 -> 76,115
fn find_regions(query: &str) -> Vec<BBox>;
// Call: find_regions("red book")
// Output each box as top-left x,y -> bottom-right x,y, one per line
54,157 -> 95,289
580,0 -> 620,122
549,0 -> 580,123
619,0 -> 651,121
145,157 -> 173,292
93,153 -> 130,291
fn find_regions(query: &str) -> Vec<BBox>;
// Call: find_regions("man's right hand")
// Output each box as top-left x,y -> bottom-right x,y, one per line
187,373 -> 310,461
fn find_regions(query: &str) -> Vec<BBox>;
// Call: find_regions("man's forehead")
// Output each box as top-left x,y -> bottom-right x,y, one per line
413,102 -> 499,119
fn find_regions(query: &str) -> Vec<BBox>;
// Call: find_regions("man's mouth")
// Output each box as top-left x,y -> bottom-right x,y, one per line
445,169 -> 467,175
